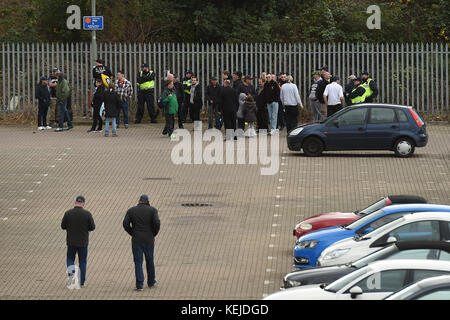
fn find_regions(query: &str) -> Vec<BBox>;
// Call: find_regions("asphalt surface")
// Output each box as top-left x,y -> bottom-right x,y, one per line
0,122 -> 449,299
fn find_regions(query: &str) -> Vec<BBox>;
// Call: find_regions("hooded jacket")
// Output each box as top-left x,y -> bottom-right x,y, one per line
103,87 -> 121,118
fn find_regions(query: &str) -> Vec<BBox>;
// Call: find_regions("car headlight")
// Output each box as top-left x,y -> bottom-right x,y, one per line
286,280 -> 302,288
299,223 -> 313,231
289,127 -> 304,136
295,240 -> 319,249
321,248 -> 350,261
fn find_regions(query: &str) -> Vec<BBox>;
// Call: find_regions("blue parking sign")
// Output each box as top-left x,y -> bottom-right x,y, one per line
83,16 -> 103,30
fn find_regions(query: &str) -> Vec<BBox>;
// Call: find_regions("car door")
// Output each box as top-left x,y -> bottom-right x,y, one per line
325,107 -> 368,150
340,269 -> 409,300
365,107 -> 400,149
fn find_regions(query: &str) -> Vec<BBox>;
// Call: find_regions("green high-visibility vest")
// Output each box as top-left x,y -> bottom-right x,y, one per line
183,78 -> 192,94
360,78 -> 373,101
138,71 -> 155,90
351,84 -> 366,104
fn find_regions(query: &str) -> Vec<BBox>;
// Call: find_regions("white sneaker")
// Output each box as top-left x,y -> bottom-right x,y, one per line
45,126 -> 52,130
38,126 -> 45,131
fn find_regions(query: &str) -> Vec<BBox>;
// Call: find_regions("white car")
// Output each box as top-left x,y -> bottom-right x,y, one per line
264,259 -> 450,300
317,211 -> 450,267
385,275 -> 450,300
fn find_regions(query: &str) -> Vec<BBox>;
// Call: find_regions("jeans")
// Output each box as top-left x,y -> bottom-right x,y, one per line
105,117 -> 117,135
38,103 -> 49,127
58,101 -> 72,129
208,103 -> 223,129
267,102 -> 278,131
309,99 -> 322,122
116,100 -> 129,126
132,242 -> 156,288
91,105 -> 103,130
277,102 -> 285,129
67,246 -> 88,286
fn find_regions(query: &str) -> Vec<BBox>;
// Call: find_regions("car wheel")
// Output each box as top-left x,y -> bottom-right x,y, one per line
302,137 -> 324,157
394,137 -> 415,157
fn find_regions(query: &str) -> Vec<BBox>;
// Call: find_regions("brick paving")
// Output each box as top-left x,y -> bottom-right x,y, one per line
0,122 -> 449,300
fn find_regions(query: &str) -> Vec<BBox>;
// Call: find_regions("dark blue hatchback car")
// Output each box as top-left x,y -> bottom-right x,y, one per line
287,104 -> 428,157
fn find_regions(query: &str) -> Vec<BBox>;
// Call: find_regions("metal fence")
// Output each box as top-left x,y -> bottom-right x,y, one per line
1,42 -> 449,117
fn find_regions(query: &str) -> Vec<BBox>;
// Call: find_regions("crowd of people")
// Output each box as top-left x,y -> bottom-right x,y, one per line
35,60 -> 378,137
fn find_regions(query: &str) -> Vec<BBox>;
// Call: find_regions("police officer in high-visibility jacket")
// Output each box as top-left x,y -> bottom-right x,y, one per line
136,63 -> 157,124
360,71 -> 378,103
347,77 -> 367,105
182,70 -> 194,123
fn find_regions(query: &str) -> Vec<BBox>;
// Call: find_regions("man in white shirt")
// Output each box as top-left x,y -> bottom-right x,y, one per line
323,76 -> 344,117
280,75 -> 303,133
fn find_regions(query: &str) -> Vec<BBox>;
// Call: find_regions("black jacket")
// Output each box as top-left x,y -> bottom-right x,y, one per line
263,80 -> 280,104
206,84 -> 221,104
61,207 -> 96,247
92,85 -> 105,109
103,88 -> 121,118
315,78 -> 329,104
92,65 -> 112,80
174,81 -> 184,104
243,101 -> 257,123
344,82 -> 355,106
233,79 -> 242,90
35,83 -> 50,106
187,84 -> 203,107
123,203 -> 160,244
219,86 -> 237,113
237,83 -> 256,98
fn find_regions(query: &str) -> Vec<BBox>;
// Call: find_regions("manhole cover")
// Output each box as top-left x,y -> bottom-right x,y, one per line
180,203 -> 214,207
143,177 -> 172,181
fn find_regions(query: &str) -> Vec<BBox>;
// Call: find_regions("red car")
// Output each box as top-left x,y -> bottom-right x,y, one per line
293,195 -> 427,239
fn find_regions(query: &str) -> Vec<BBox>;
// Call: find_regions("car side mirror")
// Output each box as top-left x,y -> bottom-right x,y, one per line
350,286 -> 363,299
333,120 -> 339,127
386,236 -> 397,244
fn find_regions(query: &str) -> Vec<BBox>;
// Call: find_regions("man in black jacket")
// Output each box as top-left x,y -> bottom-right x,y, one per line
219,80 -> 238,141
123,194 -> 160,291
92,59 -> 112,83
188,76 -> 203,129
136,63 -> 157,124
173,74 -> 185,128
206,76 -> 222,129
264,74 -> 280,134
61,195 -> 96,288
315,71 -> 331,120
35,77 -> 51,130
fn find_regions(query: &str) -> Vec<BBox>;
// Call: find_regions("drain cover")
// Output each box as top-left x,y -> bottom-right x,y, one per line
181,203 -> 214,207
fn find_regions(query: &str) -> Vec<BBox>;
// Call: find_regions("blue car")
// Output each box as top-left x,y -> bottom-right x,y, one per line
293,204 -> 450,268
287,104 -> 428,157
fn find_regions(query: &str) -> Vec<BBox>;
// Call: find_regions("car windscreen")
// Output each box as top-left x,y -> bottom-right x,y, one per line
324,267 -> 371,293
358,198 -> 389,216
352,245 -> 396,268
346,209 -> 385,230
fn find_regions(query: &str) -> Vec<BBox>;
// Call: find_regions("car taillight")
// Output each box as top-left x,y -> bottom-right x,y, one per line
409,108 -> 424,128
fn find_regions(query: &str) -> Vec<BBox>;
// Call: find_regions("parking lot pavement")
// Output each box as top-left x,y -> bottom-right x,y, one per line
0,123 -> 448,300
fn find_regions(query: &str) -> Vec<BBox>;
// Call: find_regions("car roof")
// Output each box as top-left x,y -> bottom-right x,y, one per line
348,103 -> 413,109
415,275 -> 450,288
381,203 -> 450,213
368,259 -> 450,272
396,240 -> 450,252
387,195 -> 427,204
403,211 -> 450,221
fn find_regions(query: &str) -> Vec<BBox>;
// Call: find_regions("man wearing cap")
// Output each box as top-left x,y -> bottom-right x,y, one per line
181,70 -> 194,123
309,71 -> 322,122
345,75 -> 356,106
61,196 -> 96,288
360,71 -> 378,103
232,71 -> 243,91
347,77 -> 367,105
123,195 -> 160,291
323,76 -> 344,117
206,76 -> 222,129
136,63 -> 157,124
35,76 -> 52,130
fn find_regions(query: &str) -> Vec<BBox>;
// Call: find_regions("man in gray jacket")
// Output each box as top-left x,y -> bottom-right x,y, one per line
123,194 -> 160,291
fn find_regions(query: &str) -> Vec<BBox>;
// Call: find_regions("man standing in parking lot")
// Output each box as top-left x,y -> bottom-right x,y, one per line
61,196 -> 96,288
360,71 -> 378,103
323,76 -> 344,117
123,195 -> 160,291
315,71 -> 331,120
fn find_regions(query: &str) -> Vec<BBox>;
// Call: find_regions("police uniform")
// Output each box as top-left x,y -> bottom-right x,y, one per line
182,71 -> 193,122
136,64 -> 157,123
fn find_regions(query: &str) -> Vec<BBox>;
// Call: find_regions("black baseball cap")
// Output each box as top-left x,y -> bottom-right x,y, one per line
361,71 -> 369,76
139,194 -> 149,203
96,59 -> 104,64
75,195 -> 86,203
210,76 -> 217,81
233,71 -> 242,78
353,77 -> 362,82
